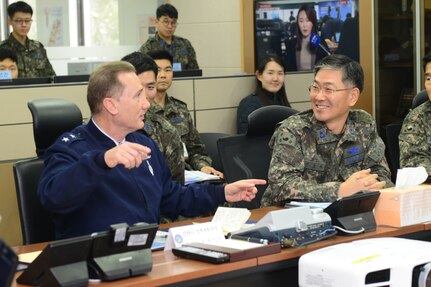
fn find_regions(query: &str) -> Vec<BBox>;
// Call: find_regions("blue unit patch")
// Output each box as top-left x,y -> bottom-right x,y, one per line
319,130 -> 325,139
144,123 -> 151,132
347,146 -> 362,155
343,144 -> 364,165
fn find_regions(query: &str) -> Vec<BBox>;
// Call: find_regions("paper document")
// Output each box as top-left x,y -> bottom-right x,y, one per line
184,170 -> 221,185
18,251 -> 41,264
212,207 -> 251,235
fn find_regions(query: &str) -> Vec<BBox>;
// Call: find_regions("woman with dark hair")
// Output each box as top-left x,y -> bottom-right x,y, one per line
284,4 -> 329,72
236,54 -> 291,134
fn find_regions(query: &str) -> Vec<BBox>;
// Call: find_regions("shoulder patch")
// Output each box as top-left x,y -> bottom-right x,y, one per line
352,109 -> 374,124
59,133 -> 81,144
170,97 -> 187,107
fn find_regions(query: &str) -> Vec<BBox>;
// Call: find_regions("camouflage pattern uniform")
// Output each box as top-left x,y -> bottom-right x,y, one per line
261,109 -> 393,206
141,105 -> 185,184
399,100 -> 431,175
0,34 -> 56,78
152,95 -> 212,171
139,33 -> 199,70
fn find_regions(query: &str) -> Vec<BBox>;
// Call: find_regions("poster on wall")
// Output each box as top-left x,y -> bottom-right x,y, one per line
42,6 -> 64,46
36,0 -> 69,47
137,14 -> 157,44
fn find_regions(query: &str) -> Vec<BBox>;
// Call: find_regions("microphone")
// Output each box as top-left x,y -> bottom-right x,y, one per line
309,33 -> 331,56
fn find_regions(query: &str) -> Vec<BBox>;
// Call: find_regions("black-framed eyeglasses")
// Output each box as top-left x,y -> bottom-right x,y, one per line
308,84 -> 355,96
12,19 -> 32,25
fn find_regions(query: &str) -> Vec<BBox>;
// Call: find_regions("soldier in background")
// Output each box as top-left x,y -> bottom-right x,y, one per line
147,49 -> 223,178
0,1 -> 55,78
399,54 -> 431,175
139,3 -> 199,71
121,52 -> 185,184
261,54 -> 391,206
0,48 -> 19,79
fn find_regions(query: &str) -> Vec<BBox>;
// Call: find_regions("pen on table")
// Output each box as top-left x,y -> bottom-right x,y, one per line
230,235 -> 268,245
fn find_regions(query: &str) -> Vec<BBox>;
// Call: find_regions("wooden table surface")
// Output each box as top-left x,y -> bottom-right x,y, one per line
12,206 -> 427,287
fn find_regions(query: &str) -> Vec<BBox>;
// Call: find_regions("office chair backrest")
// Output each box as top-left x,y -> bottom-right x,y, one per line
13,158 -> 55,244
412,90 -> 428,109
28,98 -> 83,157
13,98 -> 83,244
385,121 -> 403,182
199,132 -> 230,172
218,134 -> 271,209
218,106 -> 298,209
247,105 -> 299,137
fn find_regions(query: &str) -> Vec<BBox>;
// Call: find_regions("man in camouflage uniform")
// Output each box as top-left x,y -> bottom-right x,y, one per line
147,49 -> 223,178
0,1 -> 55,78
399,54 -> 431,175
139,3 -> 199,71
122,52 -> 185,184
261,54 -> 392,206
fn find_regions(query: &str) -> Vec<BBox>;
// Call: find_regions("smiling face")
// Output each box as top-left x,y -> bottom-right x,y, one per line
311,68 -> 359,134
298,10 -> 313,38
256,60 -> 284,93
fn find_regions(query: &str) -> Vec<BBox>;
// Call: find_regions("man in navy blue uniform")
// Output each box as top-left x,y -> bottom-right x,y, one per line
38,61 -> 265,239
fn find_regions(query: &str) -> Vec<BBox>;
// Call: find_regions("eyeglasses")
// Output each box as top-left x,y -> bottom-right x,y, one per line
12,19 -> 32,25
160,19 -> 177,27
308,84 -> 355,96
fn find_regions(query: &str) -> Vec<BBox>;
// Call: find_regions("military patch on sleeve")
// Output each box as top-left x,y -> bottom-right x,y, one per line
276,130 -> 296,146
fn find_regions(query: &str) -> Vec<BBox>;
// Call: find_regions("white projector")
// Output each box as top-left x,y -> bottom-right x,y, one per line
299,237 -> 431,287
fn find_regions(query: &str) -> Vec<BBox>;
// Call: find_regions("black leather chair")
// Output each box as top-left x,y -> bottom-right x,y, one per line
28,98 -> 83,157
13,98 -> 83,244
385,121 -> 403,182
217,106 -> 298,209
412,90 -> 428,109
199,132 -> 230,172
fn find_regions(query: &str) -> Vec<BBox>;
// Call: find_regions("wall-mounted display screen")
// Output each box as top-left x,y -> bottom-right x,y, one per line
254,0 -> 359,71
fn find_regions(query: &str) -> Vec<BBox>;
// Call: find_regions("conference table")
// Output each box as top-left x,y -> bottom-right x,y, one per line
12,207 -> 431,287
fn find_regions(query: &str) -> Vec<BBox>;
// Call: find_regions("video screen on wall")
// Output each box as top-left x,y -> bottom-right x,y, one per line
254,0 -> 359,72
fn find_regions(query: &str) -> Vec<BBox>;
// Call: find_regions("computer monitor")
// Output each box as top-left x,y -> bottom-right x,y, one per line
0,77 -> 52,87
53,75 -> 90,84
16,235 -> 93,287
88,222 -> 158,281
173,69 -> 202,78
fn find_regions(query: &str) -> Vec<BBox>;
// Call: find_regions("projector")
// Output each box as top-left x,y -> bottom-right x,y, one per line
299,237 -> 431,287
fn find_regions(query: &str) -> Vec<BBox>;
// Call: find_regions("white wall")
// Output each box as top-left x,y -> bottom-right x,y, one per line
171,0 -> 242,76
45,0 -> 243,77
